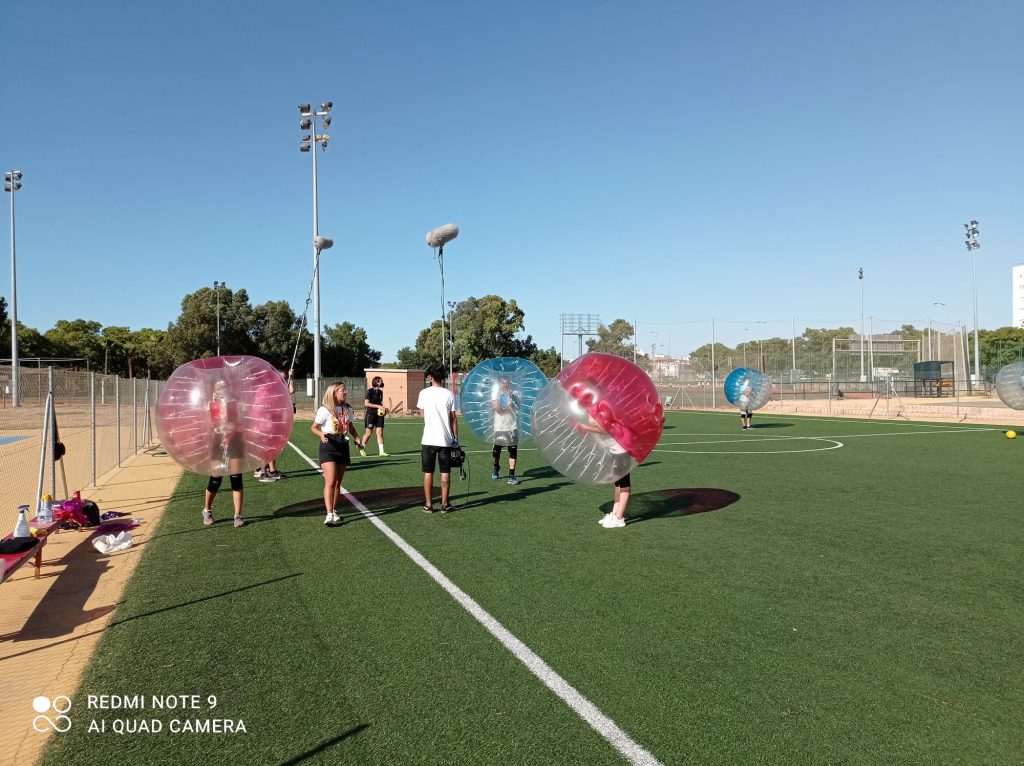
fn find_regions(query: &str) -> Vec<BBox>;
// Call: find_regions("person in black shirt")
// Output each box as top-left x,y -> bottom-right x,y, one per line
360,375 -> 389,457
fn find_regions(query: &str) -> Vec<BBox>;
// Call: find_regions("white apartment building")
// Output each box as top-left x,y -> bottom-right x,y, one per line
1014,265 -> 1024,329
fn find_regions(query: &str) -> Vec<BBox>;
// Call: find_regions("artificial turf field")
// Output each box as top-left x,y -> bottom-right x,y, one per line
42,410 -> 1023,766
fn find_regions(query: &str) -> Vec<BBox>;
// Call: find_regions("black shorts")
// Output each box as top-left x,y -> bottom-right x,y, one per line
614,473 -> 632,489
739,409 -> 752,417
421,445 -> 452,474
318,434 -> 351,465
365,410 -> 385,429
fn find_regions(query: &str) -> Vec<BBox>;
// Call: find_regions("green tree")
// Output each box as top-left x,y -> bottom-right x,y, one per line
0,296 -> 8,351
449,295 -> 531,370
100,326 -> 135,376
165,286 -> 259,365
252,300 -> 307,373
13,324 -> 55,360
528,346 -> 561,378
585,319 -> 636,358
395,344 -> 434,370
321,322 -> 382,376
45,319 -> 104,369
979,326 -> 1024,373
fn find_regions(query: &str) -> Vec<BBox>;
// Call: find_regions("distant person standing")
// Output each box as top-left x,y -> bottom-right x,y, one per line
417,363 -> 458,514
360,375 -> 389,457
490,376 -> 520,485
256,368 -> 296,481
204,379 -> 245,528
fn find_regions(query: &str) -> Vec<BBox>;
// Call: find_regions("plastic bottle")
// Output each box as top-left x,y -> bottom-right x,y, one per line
13,505 -> 31,538
38,494 -> 54,524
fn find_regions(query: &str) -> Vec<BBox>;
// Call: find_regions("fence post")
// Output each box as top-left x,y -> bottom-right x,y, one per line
116,379 -> 121,467
91,372 -> 97,488
132,377 -> 138,456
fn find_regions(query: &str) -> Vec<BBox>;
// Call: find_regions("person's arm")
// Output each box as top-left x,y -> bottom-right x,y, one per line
311,411 -> 328,443
449,407 -> 459,443
286,370 -> 296,395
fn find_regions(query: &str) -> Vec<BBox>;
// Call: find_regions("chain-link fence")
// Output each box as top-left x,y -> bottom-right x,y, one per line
0,367 -> 164,535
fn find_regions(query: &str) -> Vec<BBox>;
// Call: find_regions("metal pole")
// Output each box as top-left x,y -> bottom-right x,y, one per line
90,372 -> 97,487
438,245 -> 446,375
859,268 -> 865,381
8,174 -> 19,407
115,379 -> 121,467
791,316 -> 797,375
215,282 -> 221,356
312,126 -> 322,407
711,318 -> 716,409
48,367 -> 56,498
971,248 -> 980,383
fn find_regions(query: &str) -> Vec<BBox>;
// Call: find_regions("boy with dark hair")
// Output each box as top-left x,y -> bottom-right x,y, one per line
416,363 -> 458,514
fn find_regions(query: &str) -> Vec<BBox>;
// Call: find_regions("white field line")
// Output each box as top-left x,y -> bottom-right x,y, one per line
656,426 -> 994,444
287,440 -> 665,766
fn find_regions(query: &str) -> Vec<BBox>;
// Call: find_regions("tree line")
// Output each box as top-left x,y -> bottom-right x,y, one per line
2,291 -> 1022,380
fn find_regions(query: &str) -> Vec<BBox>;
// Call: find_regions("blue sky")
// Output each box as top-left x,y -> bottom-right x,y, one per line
2,1 -> 1022,364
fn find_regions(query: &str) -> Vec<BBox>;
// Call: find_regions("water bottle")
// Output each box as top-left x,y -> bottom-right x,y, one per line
13,505 -> 31,538
38,494 -> 54,524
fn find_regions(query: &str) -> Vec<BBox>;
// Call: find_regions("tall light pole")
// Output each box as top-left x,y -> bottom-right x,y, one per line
447,300 -> 457,384
964,220 -> 981,383
299,101 -> 333,405
4,170 -> 21,407
859,267 -> 865,382
213,281 -> 224,355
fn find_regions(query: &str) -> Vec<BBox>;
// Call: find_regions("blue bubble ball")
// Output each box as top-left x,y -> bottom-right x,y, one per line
460,357 -> 548,446
724,367 -> 771,411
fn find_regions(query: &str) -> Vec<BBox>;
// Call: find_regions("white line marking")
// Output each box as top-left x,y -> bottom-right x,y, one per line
286,440 -> 664,766
655,437 -> 844,454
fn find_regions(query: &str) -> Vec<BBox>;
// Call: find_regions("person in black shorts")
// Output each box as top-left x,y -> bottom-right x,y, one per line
360,375 -> 389,457
416,364 -> 458,514
311,382 -> 366,525
203,379 -> 246,528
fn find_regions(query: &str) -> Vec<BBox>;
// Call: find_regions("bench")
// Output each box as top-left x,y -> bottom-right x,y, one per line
0,518 -> 63,584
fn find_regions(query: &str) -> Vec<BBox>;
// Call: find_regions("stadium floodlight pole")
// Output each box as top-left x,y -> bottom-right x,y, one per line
4,170 -> 22,407
213,281 -> 224,355
299,101 -> 333,405
964,220 -> 981,384
858,267 -> 865,382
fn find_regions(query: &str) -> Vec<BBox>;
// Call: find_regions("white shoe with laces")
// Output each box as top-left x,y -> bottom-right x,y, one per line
602,515 -> 626,529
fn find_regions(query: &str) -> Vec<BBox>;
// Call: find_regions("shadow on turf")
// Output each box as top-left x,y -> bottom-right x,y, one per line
277,724 -> 370,766
748,422 -> 792,429
268,486 -> 483,523
615,488 -> 741,523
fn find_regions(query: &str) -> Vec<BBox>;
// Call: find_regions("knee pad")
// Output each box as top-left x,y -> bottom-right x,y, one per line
508,446 -> 518,460
207,475 -> 223,492
492,445 -> 502,461
229,473 -> 244,491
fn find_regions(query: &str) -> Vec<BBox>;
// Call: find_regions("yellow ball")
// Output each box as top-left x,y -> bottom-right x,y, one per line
1007,430 -> 1017,440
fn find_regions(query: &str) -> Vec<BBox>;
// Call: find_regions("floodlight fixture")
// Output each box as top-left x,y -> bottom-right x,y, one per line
299,118 -> 312,130
322,115 -> 331,128
298,103 -> 311,114
321,101 -> 333,111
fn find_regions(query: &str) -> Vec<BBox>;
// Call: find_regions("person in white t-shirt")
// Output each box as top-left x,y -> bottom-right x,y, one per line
311,382 -> 366,526
490,376 -> 521,485
416,363 -> 458,514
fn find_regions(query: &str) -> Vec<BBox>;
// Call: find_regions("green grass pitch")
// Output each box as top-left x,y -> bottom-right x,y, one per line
41,410 -> 1024,765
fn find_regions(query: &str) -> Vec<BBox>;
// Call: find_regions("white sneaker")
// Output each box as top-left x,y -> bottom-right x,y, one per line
603,516 -> 626,529
598,513 -> 611,526
324,513 -> 334,525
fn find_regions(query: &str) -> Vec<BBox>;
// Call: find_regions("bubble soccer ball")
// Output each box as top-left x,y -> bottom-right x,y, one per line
724,367 -> 772,411
460,357 -> 548,446
994,362 -> 1024,411
530,353 -> 664,485
156,356 -> 293,476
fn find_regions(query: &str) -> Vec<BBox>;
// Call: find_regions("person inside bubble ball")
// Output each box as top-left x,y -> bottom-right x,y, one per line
490,376 -> 521,485
312,383 -> 366,526
738,378 -> 754,430
573,412 -> 632,530
360,375 -> 389,457
203,379 -> 246,528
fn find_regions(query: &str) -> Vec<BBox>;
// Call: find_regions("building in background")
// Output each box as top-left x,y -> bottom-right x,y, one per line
1014,265 -> 1024,329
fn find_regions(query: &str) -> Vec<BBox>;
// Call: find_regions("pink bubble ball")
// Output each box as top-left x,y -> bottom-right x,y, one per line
531,353 -> 664,485
156,355 -> 294,477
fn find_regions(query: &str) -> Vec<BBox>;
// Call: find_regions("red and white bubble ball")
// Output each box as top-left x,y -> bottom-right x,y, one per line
530,353 -> 664,485
156,356 -> 293,476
